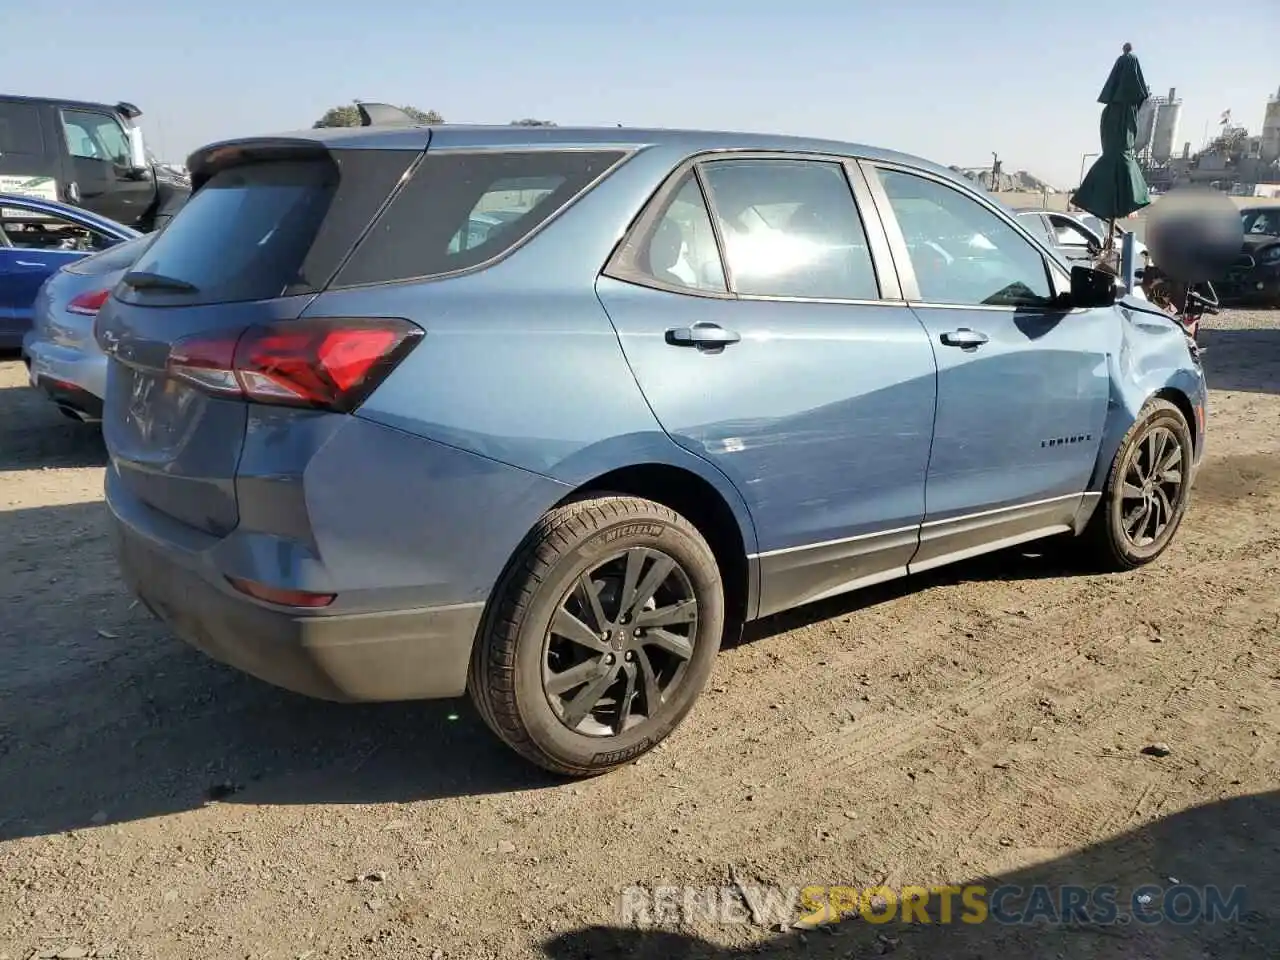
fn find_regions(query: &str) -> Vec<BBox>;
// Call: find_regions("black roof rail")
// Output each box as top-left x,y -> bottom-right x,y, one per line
116,101 -> 142,120
356,102 -> 419,127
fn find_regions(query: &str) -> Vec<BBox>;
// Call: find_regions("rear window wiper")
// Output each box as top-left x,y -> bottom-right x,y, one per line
122,271 -> 200,293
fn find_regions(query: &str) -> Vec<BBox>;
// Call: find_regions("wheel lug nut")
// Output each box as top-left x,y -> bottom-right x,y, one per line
634,628 -> 642,637
625,651 -> 634,661
604,654 -> 614,665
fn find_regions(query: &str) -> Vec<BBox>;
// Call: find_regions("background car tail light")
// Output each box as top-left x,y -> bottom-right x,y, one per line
167,318 -> 422,412
67,288 -> 111,316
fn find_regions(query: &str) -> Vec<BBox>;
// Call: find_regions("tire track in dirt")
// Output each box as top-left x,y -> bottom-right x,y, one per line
661,501 -> 1280,873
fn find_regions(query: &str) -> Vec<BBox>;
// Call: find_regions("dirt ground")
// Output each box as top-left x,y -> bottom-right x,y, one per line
1,310 -> 1278,960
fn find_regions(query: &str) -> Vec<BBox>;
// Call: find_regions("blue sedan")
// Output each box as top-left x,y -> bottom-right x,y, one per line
0,194 -> 138,349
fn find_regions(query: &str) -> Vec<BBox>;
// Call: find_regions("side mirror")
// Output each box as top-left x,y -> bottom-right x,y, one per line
1070,265 -> 1118,308
126,126 -> 148,173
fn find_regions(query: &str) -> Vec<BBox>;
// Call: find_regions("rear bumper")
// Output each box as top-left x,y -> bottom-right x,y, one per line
108,485 -> 484,703
23,330 -> 108,409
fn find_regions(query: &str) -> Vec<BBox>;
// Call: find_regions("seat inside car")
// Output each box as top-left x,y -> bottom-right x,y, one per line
645,217 -> 691,288
785,201 -> 878,297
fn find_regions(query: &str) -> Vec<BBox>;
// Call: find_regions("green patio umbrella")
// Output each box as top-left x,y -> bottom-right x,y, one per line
1072,43 -> 1152,236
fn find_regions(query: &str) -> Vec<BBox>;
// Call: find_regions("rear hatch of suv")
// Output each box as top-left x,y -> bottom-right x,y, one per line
96,137 -> 426,535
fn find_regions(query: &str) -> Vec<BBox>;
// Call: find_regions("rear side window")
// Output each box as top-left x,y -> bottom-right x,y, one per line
606,172 -> 728,294
119,150 -> 417,306
0,102 -> 45,156
333,149 -> 627,287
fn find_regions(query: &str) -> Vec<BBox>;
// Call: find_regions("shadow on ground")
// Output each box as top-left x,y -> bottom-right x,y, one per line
0,493 -> 1101,843
0,495 -> 556,843
1200,323 -> 1280,396
738,538 -> 1085,647
541,790 -> 1279,959
0,380 -> 107,472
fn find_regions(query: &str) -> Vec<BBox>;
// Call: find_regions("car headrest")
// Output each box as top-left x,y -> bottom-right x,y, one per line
648,218 -> 684,273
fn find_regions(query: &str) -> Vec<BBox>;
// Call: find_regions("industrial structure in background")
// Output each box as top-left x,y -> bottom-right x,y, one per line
1140,84 -> 1280,196
1137,87 -> 1184,165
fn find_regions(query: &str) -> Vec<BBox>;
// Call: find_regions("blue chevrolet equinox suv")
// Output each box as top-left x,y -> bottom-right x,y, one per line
97,124 -> 1207,776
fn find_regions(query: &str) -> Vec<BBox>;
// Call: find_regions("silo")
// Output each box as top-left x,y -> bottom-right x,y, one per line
1151,87 -> 1182,164
1135,98 -> 1159,152
1262,87 -> 1280,165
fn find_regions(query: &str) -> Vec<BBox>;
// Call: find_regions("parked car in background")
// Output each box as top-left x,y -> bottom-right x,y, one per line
23,233 -> 152,420
0,193 -> 137,350
97,125 -> 1206,777
1015,208 -> 1149,264
1219,226 -> 1280,307
1240,206 -> 1280,239
0,94 -> 189,232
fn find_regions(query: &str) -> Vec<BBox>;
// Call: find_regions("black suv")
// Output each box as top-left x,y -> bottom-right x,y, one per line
1220,206 -> 1280,307
0,94 -> 189,231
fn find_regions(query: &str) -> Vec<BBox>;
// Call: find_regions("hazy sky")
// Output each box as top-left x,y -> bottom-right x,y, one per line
11,0 -> 1279,188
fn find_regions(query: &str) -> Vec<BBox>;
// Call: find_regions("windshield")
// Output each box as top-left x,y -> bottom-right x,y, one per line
1242,208 -> 1280,237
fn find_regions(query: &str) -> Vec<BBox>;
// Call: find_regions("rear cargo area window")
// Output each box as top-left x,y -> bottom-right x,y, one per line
118,150 -> 417,306
333,150 -> 627,287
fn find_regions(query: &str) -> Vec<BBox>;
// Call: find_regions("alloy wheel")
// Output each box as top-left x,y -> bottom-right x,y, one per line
542,547 -> 699,737
1119,424 -> 1186,548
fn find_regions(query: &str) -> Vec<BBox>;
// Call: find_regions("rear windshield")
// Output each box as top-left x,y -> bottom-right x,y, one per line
118,150 -> 417,305
332,149 -> 628,287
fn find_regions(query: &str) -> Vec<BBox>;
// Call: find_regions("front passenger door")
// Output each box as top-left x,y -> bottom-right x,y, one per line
59,109 -> 152,226
864,165 -> 1111,571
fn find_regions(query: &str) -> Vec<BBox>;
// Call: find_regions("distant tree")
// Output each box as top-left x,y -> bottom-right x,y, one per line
402,106 -> 445,124
510,118 -> 556,127
1207,127 -> 1248,161
313,103 -> 443,128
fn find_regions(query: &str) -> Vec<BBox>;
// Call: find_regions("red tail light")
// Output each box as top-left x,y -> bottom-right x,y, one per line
67,288 -> 111,316
167,318 -> 422,413
226,577 -> 335,608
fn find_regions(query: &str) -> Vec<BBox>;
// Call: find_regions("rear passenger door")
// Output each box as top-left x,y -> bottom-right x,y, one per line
596,154 -> 938,617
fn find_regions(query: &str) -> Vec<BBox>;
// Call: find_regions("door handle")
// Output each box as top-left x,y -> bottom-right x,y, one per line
15,260 -> 46,268
939,328 -> 989,348
665,321 -> 741,349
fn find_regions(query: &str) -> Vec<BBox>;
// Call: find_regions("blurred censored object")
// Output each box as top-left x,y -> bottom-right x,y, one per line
1146,188 -> 1244,283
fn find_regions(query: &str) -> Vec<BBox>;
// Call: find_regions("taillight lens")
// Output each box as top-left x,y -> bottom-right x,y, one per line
67,288 -> 111,316
167,318 -> 422,413
226,576 -> 335,608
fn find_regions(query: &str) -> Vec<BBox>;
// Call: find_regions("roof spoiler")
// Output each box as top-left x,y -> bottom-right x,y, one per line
116,101 -> 143,120
356,102 -> 420,127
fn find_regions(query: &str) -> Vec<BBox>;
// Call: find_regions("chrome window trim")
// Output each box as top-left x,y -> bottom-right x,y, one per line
601,148 -> 907,306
